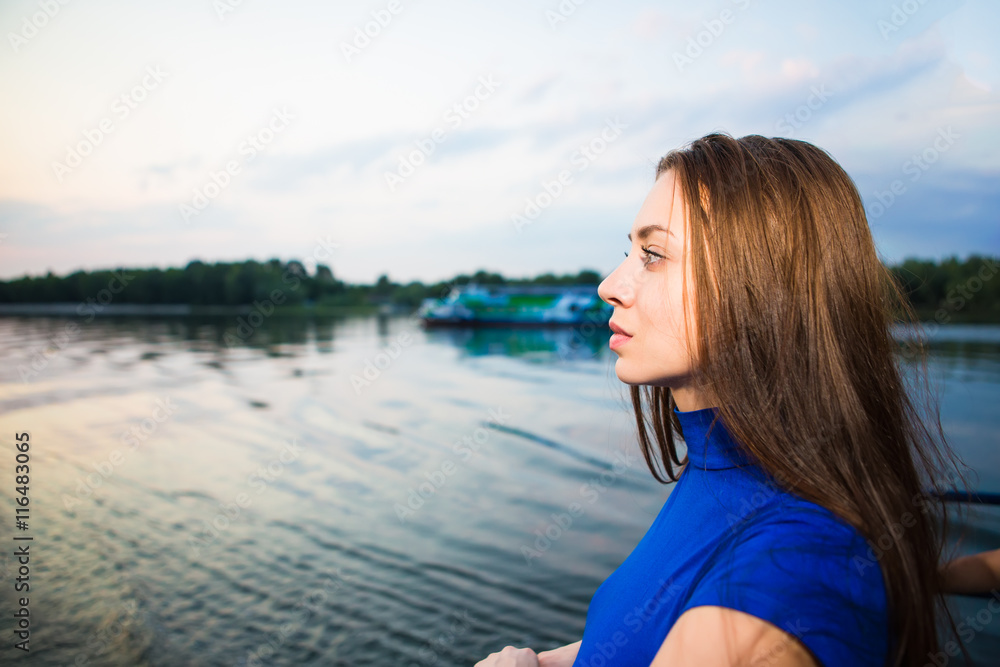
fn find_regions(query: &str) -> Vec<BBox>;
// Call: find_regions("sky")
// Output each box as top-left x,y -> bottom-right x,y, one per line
0,0 -> 998,285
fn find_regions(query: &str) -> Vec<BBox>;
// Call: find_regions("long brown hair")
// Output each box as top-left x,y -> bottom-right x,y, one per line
630,132 -> 974,666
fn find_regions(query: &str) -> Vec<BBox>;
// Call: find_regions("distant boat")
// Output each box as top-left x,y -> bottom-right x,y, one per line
418,283 -> 611,327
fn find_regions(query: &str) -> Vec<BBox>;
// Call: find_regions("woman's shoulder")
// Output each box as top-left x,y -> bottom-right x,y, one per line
754,488 -> 861,528
720,469 -> 870,543
774,490 -> 870,540
734,487 -> 876,559
685,490 -> 890,667
718,486 -> 888,612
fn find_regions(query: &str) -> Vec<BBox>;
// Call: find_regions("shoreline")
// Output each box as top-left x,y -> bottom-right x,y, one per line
0,303 -> 998,325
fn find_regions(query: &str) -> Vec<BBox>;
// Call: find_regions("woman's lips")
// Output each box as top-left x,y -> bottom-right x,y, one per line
609,332 -> 632,350
608,322 -> 633,350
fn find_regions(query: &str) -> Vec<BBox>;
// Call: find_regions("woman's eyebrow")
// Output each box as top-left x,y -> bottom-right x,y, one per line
628,225 -> 675,242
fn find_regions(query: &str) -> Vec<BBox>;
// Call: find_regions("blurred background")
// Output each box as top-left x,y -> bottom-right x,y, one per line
1,0 -> 999,665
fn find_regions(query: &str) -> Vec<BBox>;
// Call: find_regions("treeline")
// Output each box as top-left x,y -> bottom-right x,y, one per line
890,255 -> 999,323
0,256 -> 997,322
0,259 -> 602,310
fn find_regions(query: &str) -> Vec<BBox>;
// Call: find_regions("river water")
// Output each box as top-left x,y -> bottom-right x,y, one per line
0,314 -> 997,666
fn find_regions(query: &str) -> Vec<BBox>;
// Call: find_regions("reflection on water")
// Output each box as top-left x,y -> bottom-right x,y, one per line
424,324 -> 608,362
0,315 -> 997,665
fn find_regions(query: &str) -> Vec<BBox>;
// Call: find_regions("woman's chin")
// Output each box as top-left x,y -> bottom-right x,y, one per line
614,360 -> 684,389
613,361 -> 654,386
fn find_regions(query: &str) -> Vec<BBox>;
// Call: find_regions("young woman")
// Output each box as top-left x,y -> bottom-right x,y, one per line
475,133 -> 974,667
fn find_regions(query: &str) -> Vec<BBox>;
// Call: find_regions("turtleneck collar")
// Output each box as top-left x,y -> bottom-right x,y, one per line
673,405 -> 755,471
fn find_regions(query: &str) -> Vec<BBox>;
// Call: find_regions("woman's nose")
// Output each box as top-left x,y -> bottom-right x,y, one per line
598,277 -> 614,306
598,263 -> 631,307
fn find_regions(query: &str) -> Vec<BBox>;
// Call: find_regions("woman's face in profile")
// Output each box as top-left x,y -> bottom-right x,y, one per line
598,169 -> 708,410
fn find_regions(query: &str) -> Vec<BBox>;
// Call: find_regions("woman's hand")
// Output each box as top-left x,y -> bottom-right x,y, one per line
940,548 -> 1000,596
474,645 -> 540,667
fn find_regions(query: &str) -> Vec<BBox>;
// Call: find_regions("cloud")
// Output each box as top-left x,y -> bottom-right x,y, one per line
861,169 -> 1000,261
140,156 -> 204,180
516,73 -> 562,105
1,0 -> 997,282
632,8 -> 671,41
243,134 -> 406,191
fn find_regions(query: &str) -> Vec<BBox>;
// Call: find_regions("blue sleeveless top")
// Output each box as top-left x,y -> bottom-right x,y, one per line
571,405 -> 890,667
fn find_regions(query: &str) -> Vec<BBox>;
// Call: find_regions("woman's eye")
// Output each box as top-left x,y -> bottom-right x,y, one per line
624,247 -> 663,266
640,246 -> 663,266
